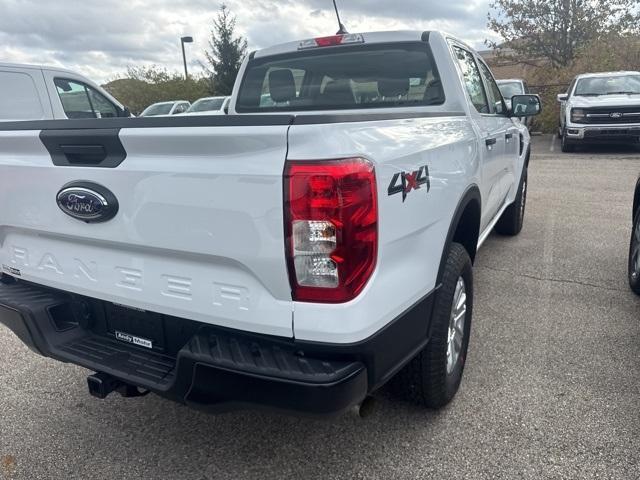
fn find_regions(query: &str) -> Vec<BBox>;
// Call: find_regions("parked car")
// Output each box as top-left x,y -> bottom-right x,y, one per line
628,177 -> 640,294
184,96 -> 230,115
0,62 -> 129,121
140,100 -> 190,117
497,79 -> 533,128
558,71 -> 640,152
0,30 -> 539,416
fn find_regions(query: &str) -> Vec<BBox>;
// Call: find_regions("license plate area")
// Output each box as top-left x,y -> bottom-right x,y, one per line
105,303 -> 166,352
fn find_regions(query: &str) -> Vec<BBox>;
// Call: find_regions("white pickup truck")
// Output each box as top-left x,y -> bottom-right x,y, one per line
0,31 -> 539,415
558,71 -> 640,152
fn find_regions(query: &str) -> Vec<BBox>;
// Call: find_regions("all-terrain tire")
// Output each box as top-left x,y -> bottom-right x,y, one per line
391,243 -> 473,408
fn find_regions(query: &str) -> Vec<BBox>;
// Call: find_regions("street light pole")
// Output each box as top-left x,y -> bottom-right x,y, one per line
180,36 -> 194,80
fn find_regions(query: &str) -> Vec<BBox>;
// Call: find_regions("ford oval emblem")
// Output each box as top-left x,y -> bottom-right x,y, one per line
56,181 -> 119,223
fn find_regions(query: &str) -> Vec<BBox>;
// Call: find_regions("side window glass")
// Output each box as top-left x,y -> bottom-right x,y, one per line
0,71 -> 45,120
173,103 -> 187,114
54,79 -> 95,119
477,60 -> 506,115
452,46 -> 489,114
87,87 -> 118,118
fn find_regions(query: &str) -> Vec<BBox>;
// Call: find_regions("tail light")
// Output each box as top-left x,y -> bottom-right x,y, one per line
284,158 -> 378,303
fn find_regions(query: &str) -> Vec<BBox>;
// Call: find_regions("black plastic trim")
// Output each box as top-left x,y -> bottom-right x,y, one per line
294,290 -> 437,390
0,114 -> 295,131
0,279 -> 436,415
40,129 -> 127,167
0,111 -> 466,132
438,185 -> 482,279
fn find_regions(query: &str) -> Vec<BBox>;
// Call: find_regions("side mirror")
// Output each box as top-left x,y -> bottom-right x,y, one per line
557,93 -> 568,102
510,94 -> 541,117
119,106 -> 132,117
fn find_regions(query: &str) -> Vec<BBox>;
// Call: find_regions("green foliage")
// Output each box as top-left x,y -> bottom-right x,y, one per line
488,0 -> 640,67
104,66 -> 210,115
204,4 -> 248,95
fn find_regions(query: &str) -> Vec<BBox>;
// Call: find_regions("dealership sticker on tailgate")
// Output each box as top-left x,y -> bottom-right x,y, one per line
2,265 -> 21,276
115,331 -> 153,349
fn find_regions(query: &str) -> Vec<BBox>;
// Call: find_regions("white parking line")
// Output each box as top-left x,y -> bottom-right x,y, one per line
550,135 -> 556,152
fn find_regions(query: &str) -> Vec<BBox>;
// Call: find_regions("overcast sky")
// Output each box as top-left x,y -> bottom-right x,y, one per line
0,0 -> 499,84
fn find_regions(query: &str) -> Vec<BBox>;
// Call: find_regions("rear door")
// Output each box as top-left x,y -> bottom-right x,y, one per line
477,58 -> 518,202
0,118 -> 294,337
451,44 -> 505,230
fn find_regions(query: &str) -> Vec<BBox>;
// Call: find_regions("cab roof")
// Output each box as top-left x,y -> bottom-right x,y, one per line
0,61 -> 83,77
253,30 -> 463,59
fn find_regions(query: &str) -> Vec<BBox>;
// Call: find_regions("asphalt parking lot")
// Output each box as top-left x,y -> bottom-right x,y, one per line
1,135 -> 639,480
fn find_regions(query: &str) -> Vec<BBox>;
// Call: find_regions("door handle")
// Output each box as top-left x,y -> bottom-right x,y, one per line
59,144 -> 107,164
505,133 -> 513,139
485,138 -> 497,147
40,128 -> 127,168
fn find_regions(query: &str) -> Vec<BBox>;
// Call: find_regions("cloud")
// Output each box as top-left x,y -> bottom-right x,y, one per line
0,0 -> 499,83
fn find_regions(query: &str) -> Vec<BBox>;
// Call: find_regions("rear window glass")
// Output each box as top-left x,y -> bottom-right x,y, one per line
188,97 -> 226,112
141,103 -> 174,116
236,42 -> 444,112
0,71 -> 45,120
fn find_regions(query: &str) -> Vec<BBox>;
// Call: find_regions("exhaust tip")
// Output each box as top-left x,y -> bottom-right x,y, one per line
357,396 -> 377,418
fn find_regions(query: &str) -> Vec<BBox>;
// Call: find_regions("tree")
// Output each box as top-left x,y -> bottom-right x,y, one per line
204,4 -> 248,95
104,66 -> 210,115
487,0 -> 640,67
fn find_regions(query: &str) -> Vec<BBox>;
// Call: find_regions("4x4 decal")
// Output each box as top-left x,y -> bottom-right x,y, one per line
388,166 -> 431,202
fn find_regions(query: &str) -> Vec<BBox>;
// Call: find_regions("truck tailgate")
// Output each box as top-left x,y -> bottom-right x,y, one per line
0,122 -> 293,337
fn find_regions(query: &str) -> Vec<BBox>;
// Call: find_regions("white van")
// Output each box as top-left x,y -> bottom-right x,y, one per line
0,62 -> 129,121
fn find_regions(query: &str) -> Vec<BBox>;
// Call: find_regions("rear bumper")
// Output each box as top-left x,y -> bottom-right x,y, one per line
0,277 -> 434,415
565,125 -> 640,142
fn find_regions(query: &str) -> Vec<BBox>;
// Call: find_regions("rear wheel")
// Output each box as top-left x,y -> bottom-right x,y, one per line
628,209 -> 640,295
391,243 -> 473,408
495,169 -> 527,236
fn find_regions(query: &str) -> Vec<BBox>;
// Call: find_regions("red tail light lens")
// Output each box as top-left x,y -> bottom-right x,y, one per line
284,158 -> 378,303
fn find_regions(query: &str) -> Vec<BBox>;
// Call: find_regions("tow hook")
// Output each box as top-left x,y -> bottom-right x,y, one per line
87,372 -> 150,399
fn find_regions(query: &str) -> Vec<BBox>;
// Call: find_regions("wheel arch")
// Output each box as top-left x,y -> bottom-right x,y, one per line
437,185 -> 482,284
